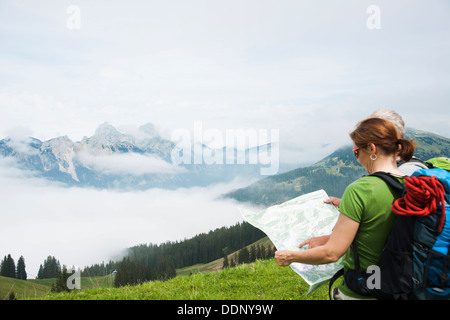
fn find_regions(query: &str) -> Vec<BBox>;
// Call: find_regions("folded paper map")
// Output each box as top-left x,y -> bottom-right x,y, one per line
240,189 -> 343,294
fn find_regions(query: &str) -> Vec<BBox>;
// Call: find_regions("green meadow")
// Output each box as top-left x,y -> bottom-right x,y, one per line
1,258 -> 331,300
41,259 -> 330,300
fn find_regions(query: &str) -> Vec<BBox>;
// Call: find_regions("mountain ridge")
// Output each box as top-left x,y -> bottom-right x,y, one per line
1,125 -> 448,194
0,122 -> 269,189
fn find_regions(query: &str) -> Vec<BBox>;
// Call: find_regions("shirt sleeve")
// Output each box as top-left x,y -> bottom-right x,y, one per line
338,179 -> 366,223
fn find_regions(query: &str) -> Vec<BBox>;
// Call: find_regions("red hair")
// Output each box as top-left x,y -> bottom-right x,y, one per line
350,117 -> 416,162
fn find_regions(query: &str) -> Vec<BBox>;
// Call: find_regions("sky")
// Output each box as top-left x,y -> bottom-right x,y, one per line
1,0 -> 449,278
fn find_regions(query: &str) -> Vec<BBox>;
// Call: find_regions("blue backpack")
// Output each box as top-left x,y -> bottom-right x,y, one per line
330,166 -> 450,300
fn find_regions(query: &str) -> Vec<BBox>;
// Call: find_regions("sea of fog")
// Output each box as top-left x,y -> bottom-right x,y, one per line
0,158 -> 258,278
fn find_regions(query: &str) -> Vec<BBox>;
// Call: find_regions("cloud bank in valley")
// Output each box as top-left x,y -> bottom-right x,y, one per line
0,158 -> 254,278
77,151 -> 187,176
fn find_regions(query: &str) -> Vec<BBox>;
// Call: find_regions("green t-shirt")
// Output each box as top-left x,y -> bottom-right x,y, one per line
337,174 -> 405,299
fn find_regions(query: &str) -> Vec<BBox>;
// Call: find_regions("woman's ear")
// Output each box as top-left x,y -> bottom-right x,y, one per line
368,143 -> 377,154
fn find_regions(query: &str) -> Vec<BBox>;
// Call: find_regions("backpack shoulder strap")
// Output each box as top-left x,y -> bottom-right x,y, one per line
369,171 -> 405,194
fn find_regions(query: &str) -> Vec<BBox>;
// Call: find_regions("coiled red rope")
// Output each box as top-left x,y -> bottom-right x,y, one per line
392,175 -> 446,232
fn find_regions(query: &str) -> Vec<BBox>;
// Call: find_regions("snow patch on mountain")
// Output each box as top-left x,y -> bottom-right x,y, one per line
40,136 -> 79,181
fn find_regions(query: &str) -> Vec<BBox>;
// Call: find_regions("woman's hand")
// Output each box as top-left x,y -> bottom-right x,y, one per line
274,213 -> 359,266
276,236 -> 331,266
324,197 -> 341,208
298,235 -> 330,249
274,250 -> 293,266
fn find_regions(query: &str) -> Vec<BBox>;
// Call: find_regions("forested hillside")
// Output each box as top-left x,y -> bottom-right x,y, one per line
126,222 -> 265,269
82,222 -> 266,279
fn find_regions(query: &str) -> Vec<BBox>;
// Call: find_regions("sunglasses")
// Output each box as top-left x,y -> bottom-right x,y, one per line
352,144 -> 368,158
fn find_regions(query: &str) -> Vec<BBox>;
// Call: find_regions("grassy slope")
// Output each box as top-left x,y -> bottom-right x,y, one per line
0,275 -> 113,300
0,276 -> 51,300
41,259 -> 330,300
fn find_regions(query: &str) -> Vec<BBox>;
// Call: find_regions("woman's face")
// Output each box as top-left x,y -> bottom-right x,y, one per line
353,142 -> 371,171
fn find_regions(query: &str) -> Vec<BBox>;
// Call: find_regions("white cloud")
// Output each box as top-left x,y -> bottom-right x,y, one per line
76,151 -> 186,176
3,127 -> 40,155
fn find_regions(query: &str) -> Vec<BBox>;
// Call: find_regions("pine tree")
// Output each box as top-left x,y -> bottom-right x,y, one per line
222,254 -> 229,269
0,254 -> 16,278
114,257 -> 158,288
16,256 -> 27,280
51,267 -> 71,293
8,292 -> 17,300
0,256 -> 6,276
40,256 -> 61,279
260,245 -> 267,260
157,257 -> 176,281
255,244 -> 262,260
238,247 -> 250,264
249,245 -> 257,262
267,245 -> 276,259
37,265 -> 44,279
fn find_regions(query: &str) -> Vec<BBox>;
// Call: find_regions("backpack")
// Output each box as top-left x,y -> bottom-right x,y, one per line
426,157 -> 450,171
329,166 -> 450,300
